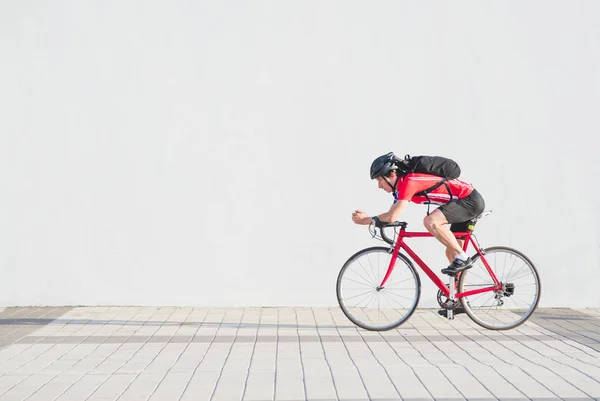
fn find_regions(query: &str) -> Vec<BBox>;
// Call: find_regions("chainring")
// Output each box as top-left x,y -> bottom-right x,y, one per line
437,289 -> 460,309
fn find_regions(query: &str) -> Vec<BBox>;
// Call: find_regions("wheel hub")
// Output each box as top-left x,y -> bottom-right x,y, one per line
503,282 -> 515,297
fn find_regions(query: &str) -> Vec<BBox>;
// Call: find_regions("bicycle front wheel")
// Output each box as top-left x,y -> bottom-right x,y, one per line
336,247 -> 421,331
459,246 -> 541,330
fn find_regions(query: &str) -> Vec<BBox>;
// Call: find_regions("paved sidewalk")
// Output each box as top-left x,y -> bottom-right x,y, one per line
0,307 -> 598,401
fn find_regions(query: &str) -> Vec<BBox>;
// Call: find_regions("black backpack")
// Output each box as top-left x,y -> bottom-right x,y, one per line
394,154 -> 461,209
394,154 -> 461,179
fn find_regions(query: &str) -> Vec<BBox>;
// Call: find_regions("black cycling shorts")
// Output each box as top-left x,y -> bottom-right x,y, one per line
438,189 -> 485,232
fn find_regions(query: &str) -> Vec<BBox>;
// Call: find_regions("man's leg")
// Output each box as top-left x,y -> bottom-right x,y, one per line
445,239 -> 465,263
423,210 -> 463,258
439,236 -> 467,316
427,214 -> 469,316
423,209 -> 472,274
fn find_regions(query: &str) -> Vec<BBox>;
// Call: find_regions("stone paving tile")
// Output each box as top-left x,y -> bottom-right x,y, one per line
0,307 -> 598,400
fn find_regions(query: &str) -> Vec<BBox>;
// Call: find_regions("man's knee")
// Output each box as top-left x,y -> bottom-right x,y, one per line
423,213 -> 444,232
423,215 -> 435,231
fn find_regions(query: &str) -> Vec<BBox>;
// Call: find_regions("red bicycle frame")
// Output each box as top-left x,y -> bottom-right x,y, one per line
379,228 -> 502,299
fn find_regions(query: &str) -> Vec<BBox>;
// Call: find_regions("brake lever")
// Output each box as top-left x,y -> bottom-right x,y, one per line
369,221 -> 377,239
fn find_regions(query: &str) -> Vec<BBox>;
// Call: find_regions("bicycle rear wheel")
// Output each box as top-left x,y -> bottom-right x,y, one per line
459,246 -> 541,330
337,247 -> 421,331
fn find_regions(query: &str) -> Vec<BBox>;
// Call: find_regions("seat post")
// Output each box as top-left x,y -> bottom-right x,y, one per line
447,276 -> 455,320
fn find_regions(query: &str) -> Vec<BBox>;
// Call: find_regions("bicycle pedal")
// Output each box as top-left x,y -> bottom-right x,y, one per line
441,300 -> 458,309
438,307 -> 466,317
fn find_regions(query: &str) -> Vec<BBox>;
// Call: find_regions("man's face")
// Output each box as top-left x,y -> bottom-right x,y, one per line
376,171 -> 397,193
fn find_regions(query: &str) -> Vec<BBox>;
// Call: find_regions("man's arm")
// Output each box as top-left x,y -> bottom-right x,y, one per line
352,199 -> 409,225
375,199 -> 409,223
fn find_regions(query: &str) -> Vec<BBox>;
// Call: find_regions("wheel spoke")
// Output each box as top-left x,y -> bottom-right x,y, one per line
360,291 -> 378,308
503,254 -> 519,281
366,253 -> 379,286
383,290 -> 416,302
467,269 -> 492,284
381,290 -> 407,309
505,261 -> 527,282
353,260 -> 377,287
509,271 -> 537,282
510,294 -> 535,308
343,275 -> 376,288
385,277 -> 415,287
344,289 -> 376,304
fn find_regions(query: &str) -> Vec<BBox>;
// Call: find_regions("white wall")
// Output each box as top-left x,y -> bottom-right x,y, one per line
1,1 -> 599,307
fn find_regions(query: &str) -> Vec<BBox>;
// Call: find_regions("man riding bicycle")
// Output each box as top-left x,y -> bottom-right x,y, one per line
351,152 -> 485,276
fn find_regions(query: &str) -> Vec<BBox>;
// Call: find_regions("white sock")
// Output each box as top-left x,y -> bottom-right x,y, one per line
455,252 -> 468,262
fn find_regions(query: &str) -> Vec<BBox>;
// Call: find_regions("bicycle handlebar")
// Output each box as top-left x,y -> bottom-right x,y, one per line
373,220 -> 407,245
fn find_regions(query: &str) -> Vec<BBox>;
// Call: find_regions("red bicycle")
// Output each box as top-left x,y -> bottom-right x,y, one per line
337,211 -> 541,331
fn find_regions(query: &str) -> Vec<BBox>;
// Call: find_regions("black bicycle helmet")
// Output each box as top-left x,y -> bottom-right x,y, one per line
370,152 -> 399,179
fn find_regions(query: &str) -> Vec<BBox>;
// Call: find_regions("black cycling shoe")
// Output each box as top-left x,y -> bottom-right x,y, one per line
438,307 -> 466,317
441,257 -> 473,276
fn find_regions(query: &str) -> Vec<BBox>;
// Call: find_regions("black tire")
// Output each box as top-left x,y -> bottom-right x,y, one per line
336,247 -> 421,331
459,246 -> 541,330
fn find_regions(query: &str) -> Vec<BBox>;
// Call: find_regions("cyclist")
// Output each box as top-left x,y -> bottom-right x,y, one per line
351,152 -> 485,276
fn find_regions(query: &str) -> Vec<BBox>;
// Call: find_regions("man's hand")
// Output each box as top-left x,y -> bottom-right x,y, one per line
352,210 -> 371,225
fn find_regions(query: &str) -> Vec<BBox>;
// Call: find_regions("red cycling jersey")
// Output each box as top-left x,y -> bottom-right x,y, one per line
396,173 -> 474,205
